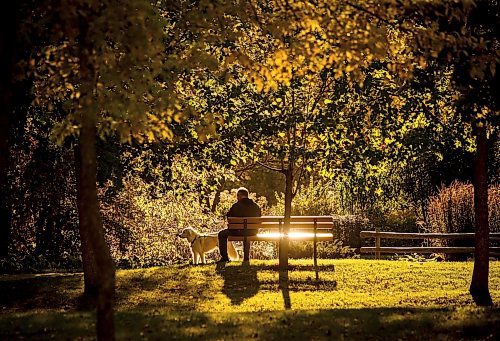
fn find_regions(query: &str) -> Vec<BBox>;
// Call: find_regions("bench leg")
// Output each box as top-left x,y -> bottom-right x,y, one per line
313,239 -> 318,268
314,238 -> 319,281
243,240 -> 250,262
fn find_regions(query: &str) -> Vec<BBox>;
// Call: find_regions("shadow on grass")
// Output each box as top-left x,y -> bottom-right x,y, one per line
0,263 -> 499,340
0,263 -> 337,313
216,262 -> 259,305
0,273 -> 83,310
214,262 -> 336,309
1,306 -> 498,340
279,270 -> 291,309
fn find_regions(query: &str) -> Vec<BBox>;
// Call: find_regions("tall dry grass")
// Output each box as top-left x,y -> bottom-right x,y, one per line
427,181 -> 500,234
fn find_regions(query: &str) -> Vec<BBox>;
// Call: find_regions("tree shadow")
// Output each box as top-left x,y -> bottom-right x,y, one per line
0,273 -> 84,310
3,306 -> 498,340
279,269 -> 291,309
256,307 -> 500,340
216,262 -> 259,305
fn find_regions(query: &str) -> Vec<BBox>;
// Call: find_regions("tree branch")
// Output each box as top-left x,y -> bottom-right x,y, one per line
257,160 -> 285,173
344,1 -> 411,33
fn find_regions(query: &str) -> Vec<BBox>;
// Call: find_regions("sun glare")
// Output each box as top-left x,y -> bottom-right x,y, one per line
256,232 -> 334,239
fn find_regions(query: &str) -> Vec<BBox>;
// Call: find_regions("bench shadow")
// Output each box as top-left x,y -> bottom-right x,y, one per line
216,262 -> 259,305
215,262 -> 336,309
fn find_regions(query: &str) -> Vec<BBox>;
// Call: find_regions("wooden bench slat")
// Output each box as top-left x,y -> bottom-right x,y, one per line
227,216 -> 333,223
228,232 -> 335,242
228,222 -> 334,229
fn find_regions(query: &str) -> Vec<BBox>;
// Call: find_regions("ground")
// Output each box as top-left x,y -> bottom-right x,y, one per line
0,259 -> 499,340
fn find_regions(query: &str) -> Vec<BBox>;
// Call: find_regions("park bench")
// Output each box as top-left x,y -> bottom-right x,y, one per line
227,216 -> 335,266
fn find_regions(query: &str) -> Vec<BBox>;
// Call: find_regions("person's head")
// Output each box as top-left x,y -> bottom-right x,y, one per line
236,187 -> 249,201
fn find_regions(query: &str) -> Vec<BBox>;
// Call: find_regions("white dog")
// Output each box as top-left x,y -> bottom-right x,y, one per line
178,227 -> 239,264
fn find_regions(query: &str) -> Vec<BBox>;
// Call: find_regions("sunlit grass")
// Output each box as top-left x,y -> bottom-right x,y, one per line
1,259 -> 499,340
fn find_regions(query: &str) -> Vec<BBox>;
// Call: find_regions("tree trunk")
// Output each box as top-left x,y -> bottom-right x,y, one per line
211,183 -> 224,213
74,144 -> 100,301
0,2 -> 19,258
0,112 -> 10,258
75,8 -> 116,338
75,111 -> 116,339
470,124 -> 492,306
280,167 -> 293,268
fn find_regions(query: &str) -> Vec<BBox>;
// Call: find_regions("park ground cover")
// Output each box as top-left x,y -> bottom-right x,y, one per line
1,259 -> 499,340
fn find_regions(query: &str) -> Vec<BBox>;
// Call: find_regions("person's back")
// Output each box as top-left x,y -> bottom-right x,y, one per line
218,187 -> 261,263
226,197 -> 261,218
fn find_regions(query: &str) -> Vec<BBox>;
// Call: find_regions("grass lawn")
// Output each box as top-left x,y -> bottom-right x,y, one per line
1,259 -> 499,340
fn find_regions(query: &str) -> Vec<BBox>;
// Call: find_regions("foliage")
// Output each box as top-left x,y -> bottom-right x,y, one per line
100,177 -> 222,268
269,179 -> 336,216
426,181 -> 500,235
4,0 -> 500,273
5,116 -> 81,272
425,181 -> 500,261
288,240 -> 358,259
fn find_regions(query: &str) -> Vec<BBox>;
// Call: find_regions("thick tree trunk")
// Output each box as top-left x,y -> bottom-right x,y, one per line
0,2 -> 19,258
75,111 -> 116,339
0,113 -> 10,258
280,167 -> 293,268
75,8 -> 116,338
470,125 -> 492,306
74,144 -> 100,301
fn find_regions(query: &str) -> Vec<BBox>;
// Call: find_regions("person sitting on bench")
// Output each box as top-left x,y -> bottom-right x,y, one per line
217,187 -> 261,263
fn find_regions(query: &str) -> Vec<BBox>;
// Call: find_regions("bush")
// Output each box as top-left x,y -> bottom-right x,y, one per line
426,181 -> 500,259
101,181 -> 278,266
100,178 -> 227,267
427,181 -> 500,234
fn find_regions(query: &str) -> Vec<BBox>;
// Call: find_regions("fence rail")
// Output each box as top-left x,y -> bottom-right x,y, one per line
360,231 -> 500,259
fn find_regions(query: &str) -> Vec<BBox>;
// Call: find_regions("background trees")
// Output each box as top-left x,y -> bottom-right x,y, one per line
1,0 -> 498,339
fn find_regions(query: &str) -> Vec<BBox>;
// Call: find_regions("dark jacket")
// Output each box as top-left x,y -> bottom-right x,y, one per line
226,198 -> 261,218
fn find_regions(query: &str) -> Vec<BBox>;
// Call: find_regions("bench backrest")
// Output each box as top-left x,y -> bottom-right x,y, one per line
227,216 -> 334,229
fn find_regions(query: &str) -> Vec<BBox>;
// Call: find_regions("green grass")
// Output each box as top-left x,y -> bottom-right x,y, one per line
1,259 -> 500,340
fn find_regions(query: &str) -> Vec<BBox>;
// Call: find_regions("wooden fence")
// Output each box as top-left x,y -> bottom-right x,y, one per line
360,231 -> 500,259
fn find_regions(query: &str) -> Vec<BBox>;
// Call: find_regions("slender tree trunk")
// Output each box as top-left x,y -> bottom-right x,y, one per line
76,110 -> 116,339
280,167 -> 293,268
211,186 -> 223,213
470,124 -> 492,306
74,144 -> 100,301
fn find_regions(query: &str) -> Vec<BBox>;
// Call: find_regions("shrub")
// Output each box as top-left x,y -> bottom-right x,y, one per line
101,181 -> 278,267
427,181 -> 500,234
100,178 -> 227,267
426,181 -> 500,259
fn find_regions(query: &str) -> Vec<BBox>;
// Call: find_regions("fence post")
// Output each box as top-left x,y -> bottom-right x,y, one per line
375,227 -> 381,260
313,218 -> 318,270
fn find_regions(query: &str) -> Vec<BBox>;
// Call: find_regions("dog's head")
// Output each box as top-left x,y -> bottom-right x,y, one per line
177,227 -> 196,240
